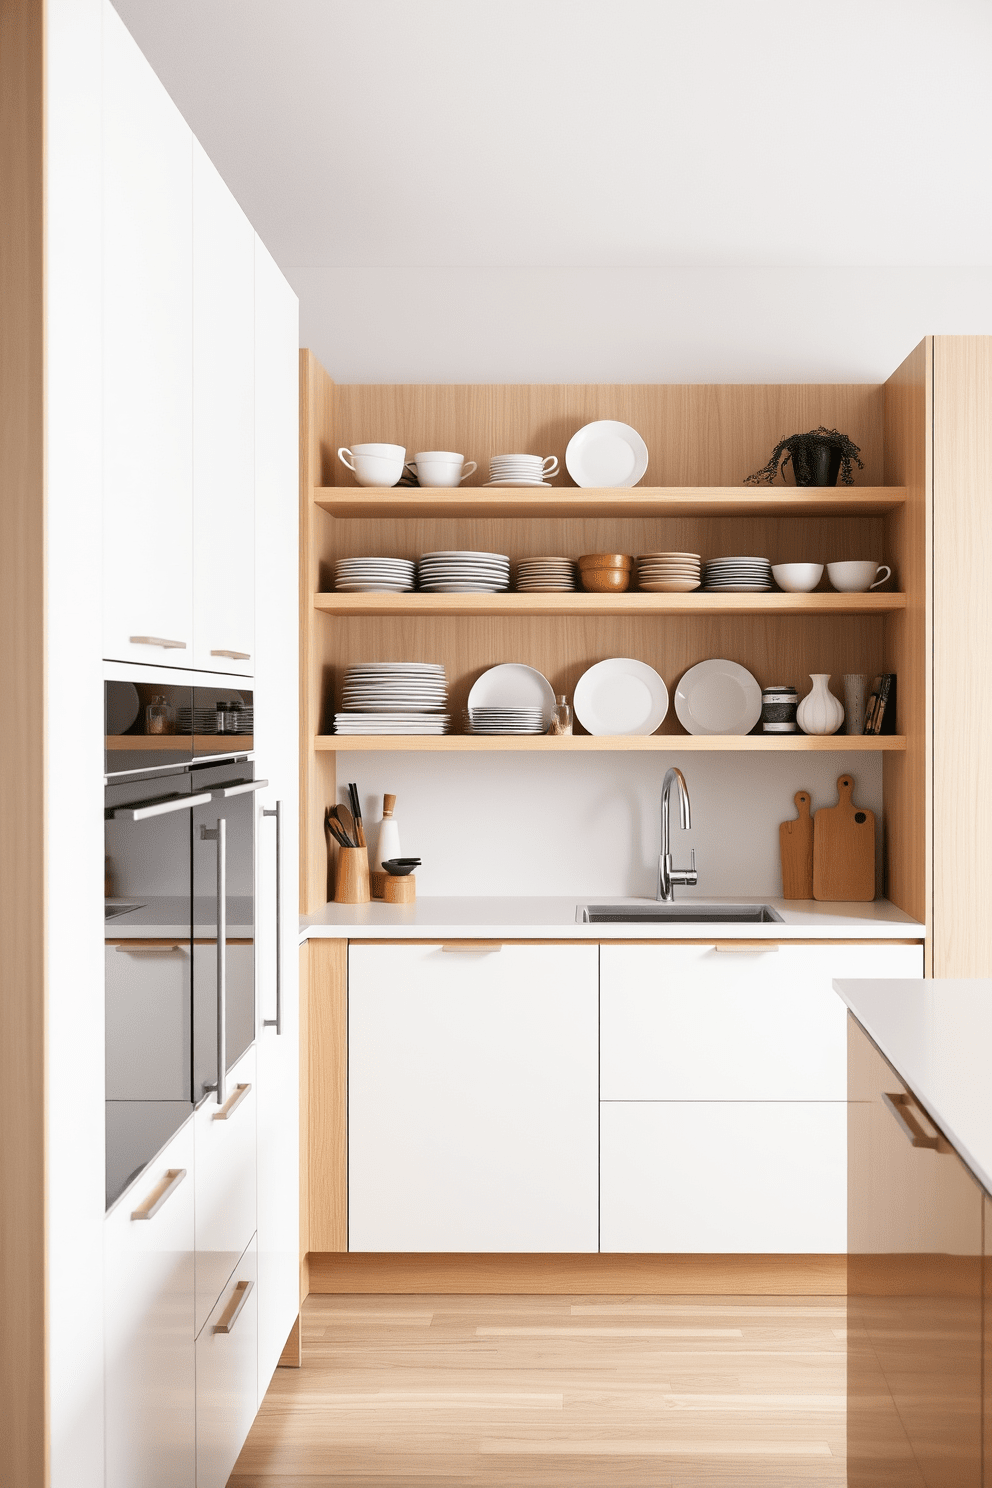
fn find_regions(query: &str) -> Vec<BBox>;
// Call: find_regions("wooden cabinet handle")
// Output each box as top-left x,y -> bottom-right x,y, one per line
129,635 -> 186,649
210,648 -> 251,661
441,941 -> 503,952
712,942 -> 780,953
212,1082 -> 251,1121
131,1167 -> 186,1221
214,1278 -> 253,1334
882,1091 -> 947,1151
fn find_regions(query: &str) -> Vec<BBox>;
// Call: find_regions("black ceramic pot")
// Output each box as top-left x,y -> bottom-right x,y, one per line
790,441 -> 843,486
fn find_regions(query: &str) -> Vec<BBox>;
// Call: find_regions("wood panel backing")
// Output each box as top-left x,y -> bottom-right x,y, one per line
932,337 -> 992,976
308,939 -> 348,1254
0,0 -> 47,1479
298,943 -> 310,1303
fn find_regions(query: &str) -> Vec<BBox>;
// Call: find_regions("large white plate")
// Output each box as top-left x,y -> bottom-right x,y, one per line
468,663 -> 556,722
674,659 -> 762,735
573,658 -> 668,736
565,420 -> 649,488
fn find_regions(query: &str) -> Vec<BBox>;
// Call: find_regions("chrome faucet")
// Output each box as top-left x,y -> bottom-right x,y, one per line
658,766 -> 698,902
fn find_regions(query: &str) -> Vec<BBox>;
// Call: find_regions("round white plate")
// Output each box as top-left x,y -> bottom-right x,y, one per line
675,659 -> 762,735
483,479 -> 553,488
573,658 -> 668,736
106,681 -> 140,734
565,420 -> 649,488
468,663 -> 556,720
421,550 -> 509,561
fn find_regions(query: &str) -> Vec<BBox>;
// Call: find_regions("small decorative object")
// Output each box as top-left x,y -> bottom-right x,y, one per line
760,685 -> 798,733
334,846 -> 370,904
745,427 -> 865,487
797,674 -> 845,735
843,674 -> 870,735
549,695 -> 573,735
145,694 -> 176,735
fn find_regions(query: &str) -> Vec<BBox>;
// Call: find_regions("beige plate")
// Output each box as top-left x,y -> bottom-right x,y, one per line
638,579 -> 702,592
637,552 -> 702,561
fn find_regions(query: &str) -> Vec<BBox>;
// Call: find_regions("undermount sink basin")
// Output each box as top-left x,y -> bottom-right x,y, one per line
576,902 -> 783,924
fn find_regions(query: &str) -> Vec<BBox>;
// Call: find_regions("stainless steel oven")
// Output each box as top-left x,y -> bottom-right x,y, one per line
104,679 -> 262,1208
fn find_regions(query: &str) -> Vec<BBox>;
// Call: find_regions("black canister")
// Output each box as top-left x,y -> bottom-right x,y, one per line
761,685 -> 798,733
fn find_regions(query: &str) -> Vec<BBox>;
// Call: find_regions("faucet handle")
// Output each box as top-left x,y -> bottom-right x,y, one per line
690,848 -> 696,872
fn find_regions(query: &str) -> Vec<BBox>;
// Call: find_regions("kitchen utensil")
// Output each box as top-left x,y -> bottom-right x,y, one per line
674,659 -> 762,735
381,857 -> 420,876
779,790 -> 813,899
335,557 -> 416,593
337,444 -> 406,487
487,454 -> 558,485
330,803 -> 357,847
702,556 -> 772,592
573,658 -> 669,736
577,553 -> 634,570
813,774 -> 876,902
579,568 -> 631,593
324,808 -> 353,850
565,420 -> 648,487
772,562 -> 824,592
334,845 -> 371,904
826,560 -> 893,592
405,452 -> 477,487
348,783 -> 366,847
468,663 -> 556,725
417,550 -> 510,593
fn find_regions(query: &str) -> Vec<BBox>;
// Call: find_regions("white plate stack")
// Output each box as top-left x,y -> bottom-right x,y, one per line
702,555 -> 773,592
466,708 -> 547,735
335,556 -> 416,593
635,552 -> 702,593
334,662 -> 450,735
484,454 -> 558,488
515,557 -> 576,592
418,550 -> 510,593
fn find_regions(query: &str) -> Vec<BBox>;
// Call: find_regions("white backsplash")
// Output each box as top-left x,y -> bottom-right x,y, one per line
338,750 -> 884,900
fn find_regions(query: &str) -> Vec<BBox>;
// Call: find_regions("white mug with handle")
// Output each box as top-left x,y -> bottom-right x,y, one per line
826,560 -> 893,593
404,452 -> 478,488
337,443 -> 406,487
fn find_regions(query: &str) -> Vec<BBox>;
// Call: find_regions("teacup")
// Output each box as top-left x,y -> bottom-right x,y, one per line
772,562 -> 824,593
826,560 -> 892,592
337,443 -> 406,487
405,451 -> 478,487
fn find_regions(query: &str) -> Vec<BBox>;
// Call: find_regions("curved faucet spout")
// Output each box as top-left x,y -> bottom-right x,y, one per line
658,767 -> 698,902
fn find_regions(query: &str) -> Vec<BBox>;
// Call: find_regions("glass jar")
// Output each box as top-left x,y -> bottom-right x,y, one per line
215,701 -> 229,734
145,694 -> 176,735
760,685 -> 798,733
549,694 -> 573,736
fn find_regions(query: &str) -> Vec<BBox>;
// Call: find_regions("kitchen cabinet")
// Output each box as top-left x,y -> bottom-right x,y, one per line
195,1235 -> 258,1488
348,943 -> 599,1252
193,1045 -> 257,1337
104,1120 -> 196,1488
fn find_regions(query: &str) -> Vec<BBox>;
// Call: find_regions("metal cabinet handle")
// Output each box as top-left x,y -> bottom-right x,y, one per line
214,1278 -> 253,1334
114,790 -> 211,822
210,649 -> 251,661
200,818 -> 227,1104
129,635 -> 187,649
441,941 -> 503,952
131,1167 -> 186,1221
212,1081 -> 251,1121
882,1091 -> 945,1150
262,801 -> 282,1034
114,943 -> 183,955
214,778 -> 268,799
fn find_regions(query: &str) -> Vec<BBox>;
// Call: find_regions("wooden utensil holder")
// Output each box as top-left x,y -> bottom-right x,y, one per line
383,873 -> 416,905
370,869 -> 388,900
334,846 -> 370,904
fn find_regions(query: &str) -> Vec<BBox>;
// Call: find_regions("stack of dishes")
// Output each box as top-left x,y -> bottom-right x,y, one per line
334,662 -> 449,735
418,550 -> 510,593
702,556 -> 773,592
465,707 -> 546,735
466,663 -> 556,732
485,454 -> 558,488
515,557 -> 575,592
335,556 -> 415,593
635,552 -> 702,593
176,705 -> 224,735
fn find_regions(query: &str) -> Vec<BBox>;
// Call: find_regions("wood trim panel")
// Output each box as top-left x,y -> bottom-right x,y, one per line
307,1251 -> 847,1296
298,942 -> 310,1302
0,0 -> 47,1479
277,1314 -> 302,1369
308,939 -> 347,1253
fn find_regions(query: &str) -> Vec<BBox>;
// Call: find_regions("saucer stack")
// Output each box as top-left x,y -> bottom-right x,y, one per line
334,662 -> 450,735
335,556 -> 415,593
485,454 -> 557,488
465,707 -> 546,735
635,552 -> 702,593
702,555 -> 773,592
418,550 -> 510,593
515,557 -> 576,592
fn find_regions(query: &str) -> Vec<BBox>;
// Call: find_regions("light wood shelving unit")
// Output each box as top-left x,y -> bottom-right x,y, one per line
314,732 -> 906,754
314,591 -> 906,619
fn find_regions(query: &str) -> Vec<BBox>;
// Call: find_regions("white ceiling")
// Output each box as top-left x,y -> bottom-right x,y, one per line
112,0 -> 992,272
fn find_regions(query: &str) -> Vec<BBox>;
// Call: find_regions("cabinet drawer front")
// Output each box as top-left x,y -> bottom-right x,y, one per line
194,1045 -> 256,1336
105,1120 -> 196,1488
601,943 -> 923,1100
195,1236 -> 258,1488
601,1101 -> 847,1253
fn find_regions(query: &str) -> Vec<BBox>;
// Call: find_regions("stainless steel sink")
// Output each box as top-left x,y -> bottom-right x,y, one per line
576,902 -> 783,924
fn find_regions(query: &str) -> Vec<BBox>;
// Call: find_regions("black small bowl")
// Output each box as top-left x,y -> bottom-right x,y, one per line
381,858 -> 420,877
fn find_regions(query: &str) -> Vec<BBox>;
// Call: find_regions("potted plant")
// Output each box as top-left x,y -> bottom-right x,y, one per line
745,427 -> 865,487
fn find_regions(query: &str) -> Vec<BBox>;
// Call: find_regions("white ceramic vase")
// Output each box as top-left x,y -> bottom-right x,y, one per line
797,673 -> 845,735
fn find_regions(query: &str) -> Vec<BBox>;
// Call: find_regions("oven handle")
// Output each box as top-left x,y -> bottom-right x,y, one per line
214,778 -> 268,799
199,818 -> 227,1104
262,800 -> 282,1035
114,790 -> 212,822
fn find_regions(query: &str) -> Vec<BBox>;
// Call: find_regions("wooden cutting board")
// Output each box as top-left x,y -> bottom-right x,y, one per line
779,790 -> 813,899
813,774 -> 876,901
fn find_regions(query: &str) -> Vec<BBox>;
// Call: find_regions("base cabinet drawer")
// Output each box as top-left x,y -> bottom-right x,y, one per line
601,1100 -> 847,1252
194,1044 -> 257,1335
105,1122 -> 196,1488
195,1235 -> 258,1488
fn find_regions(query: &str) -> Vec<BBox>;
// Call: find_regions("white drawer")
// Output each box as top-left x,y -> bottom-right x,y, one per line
195,1234 -> 258,1488
105,1120 -> 196,1488
600,1100 -> 847,1253
194,1044 -> 256,1336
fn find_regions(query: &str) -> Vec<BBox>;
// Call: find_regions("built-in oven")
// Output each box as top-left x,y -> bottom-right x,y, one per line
104,679 -> 262,1208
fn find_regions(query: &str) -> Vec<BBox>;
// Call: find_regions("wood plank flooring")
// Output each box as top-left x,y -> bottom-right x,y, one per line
230,1293 -> 847,1485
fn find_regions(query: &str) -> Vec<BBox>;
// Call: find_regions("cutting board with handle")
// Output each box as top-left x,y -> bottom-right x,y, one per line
779,790 -> 813,899
813,774 -> 876,901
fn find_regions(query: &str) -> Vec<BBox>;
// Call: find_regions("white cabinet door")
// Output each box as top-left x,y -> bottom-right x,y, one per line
192,141 -> 255,675
194,1045 -> 257,1336
349,943 -> 599,1252
102,2 -> 193,665
601,942 -> 923,1100
252,234 -> 301,1401
195,1236 -> 258,1488
600,1101 -> 847,1253
104,1120 -> 195,1488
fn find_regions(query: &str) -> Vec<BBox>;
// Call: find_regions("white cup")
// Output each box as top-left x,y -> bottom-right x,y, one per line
337,444 -> 406,487
489,454 -> 559,479
405,451 -> 478,487
771,562 -> 824,593
826,560 -> 892,592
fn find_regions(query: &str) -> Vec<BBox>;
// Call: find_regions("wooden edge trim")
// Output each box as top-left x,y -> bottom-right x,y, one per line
343,937 -> 923,948
277,1313 -> 302,1367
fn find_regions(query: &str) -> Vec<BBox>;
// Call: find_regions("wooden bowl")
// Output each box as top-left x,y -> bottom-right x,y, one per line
578,553 -> 633,570
580,568 -> 631,593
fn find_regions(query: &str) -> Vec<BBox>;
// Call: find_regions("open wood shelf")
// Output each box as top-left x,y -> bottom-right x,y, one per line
315,591 -> 906,619
315,485 -> 906,520
105,734 -> 251,752
316,733 -> 906,753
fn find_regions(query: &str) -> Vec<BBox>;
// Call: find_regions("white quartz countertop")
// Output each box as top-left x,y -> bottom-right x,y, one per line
300,895 -> 923,942
836,978 -> 992,1195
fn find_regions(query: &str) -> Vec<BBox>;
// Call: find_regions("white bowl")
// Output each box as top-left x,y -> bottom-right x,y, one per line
772,562 -> 824,593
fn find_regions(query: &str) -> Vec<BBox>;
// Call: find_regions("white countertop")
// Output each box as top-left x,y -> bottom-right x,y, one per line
836,978 -> 992,1195
300,895 -> 924,941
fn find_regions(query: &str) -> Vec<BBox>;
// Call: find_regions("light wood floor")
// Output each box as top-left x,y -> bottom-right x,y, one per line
230,1293 -> 847,1486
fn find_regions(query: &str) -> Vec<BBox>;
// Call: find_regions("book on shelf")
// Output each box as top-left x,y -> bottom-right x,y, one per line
863,674 -> 896,735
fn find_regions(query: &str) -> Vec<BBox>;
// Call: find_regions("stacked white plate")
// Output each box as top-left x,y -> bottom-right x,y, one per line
335,556 -> 415,593
418,550 -> 510,593
515,557 -> 575,592
635,552 -> 702,593
465,707 -> 546,735
467,663 -> 556,731
334,662 -> 449,735
702,555 -> 773,592
484,454 -> 558,488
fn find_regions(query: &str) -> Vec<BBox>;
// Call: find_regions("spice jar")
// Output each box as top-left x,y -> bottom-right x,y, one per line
760,685 -> 798,733
549,694 -> 573,736
145,694 -> 176,735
